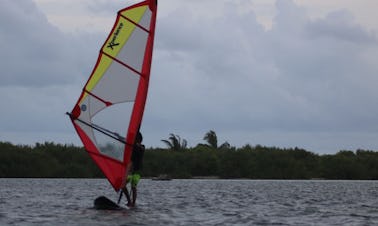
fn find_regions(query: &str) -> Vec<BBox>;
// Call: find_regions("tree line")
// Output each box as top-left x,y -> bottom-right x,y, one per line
0,132 -> 377,179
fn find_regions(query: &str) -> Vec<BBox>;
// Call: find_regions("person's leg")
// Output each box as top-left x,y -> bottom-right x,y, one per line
131,186 -> 137,206
131,174 -> 141,206
123,175 -> 132,206
122,187 -> 132,206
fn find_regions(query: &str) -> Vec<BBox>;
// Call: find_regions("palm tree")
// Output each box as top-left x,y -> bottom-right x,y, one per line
161,133 -> 187,151
219,141 -> 231,150
203,130 -> 231,150
203,130 -> 218,149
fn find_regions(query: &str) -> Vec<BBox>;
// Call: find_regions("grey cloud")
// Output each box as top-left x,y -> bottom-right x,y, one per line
1,0 -> 377,153
306,10 -> 377,44
0,0 -> 102,87
86,0 -> 125,16
267,15 -> 378,133
145,0 -> 378,151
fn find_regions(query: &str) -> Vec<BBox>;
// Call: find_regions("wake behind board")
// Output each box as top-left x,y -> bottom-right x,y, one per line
94,196 -> 123,210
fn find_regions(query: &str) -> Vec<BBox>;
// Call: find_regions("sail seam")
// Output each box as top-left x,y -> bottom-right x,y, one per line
119,14 -> 149,33
84,89 -> 112,106
103,52 -> 143,77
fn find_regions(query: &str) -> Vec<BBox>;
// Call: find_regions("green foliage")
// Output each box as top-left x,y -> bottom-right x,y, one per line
1,141 -> 377,180
142,145 -> 378,180
0,142 -> 101,178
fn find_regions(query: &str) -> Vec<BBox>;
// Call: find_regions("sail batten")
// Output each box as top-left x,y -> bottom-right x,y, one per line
120,14 -> 150,33
84,90 -> 113,106
68,0 -> 157,191
102,51 -> 143,77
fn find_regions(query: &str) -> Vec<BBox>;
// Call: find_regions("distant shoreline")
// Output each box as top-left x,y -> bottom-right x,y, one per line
1,142 -> 377,180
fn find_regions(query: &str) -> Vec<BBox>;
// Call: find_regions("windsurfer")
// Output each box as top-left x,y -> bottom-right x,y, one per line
122,131 -> 145,207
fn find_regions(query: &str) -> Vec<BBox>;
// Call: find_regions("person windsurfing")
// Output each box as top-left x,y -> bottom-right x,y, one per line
122,131 -> 145,207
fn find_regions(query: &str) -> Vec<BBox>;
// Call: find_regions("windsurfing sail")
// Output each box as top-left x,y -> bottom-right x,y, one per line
67,0 -> 157,191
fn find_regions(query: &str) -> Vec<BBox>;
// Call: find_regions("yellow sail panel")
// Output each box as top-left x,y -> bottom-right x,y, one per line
103,6 -> 148,58
121,5 -> 148,24
77,54 -> 113,106
103,18 -> 135,58
85,55 -> 113,93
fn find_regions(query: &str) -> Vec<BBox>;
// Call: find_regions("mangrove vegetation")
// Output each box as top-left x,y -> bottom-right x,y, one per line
1,138 -> 377,180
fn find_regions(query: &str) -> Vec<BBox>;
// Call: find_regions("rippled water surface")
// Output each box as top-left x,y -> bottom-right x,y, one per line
0,179 -> 377,225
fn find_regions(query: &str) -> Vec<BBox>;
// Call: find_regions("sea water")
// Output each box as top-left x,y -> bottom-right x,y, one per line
0,179 -> 377,225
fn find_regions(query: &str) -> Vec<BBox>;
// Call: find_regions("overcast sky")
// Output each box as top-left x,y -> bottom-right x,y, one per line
1,0 -> 377,154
